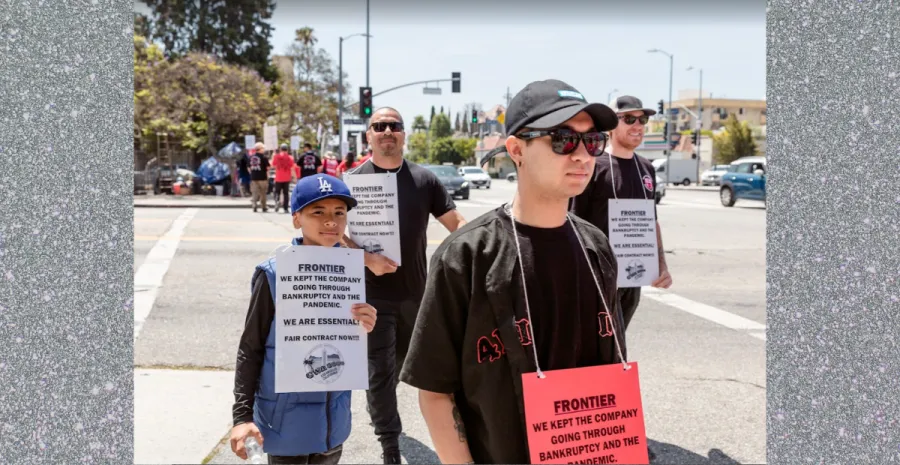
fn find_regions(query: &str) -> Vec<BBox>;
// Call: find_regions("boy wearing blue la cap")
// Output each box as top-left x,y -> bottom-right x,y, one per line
230,174 -> 379,464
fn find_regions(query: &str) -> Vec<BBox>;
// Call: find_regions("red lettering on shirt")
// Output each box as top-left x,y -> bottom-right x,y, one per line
598,312 -> 614,337
514,318 -> 533,346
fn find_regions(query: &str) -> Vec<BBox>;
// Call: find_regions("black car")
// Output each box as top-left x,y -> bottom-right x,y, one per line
423,164 -> 470,200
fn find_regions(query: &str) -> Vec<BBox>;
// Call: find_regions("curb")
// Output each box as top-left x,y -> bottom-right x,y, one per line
134,202 -> 277,209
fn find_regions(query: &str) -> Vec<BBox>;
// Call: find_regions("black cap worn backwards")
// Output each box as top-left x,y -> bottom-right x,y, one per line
480,79 -> 618,167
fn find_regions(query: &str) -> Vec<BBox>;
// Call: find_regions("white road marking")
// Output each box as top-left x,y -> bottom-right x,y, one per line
642,287 -> 766,341
134,208 -> 198,339
658,200 -> 722,210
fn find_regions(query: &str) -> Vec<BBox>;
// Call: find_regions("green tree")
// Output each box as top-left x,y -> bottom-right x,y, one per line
143,0 -> 279,83
411,115 -> 428,133
712,114 -> 758,164
285,27 -> 346,143
453,138 -> 479,164
454,113 -> 460,132
151,52 -> 274,158
406,132 -> 429,163
134,13 -> 151,38
429,113 -> 453,139
430,138 -> 460,165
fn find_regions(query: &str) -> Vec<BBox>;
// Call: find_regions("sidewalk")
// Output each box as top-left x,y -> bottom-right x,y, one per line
134,368 -> 235,464
135,194 -> 276,209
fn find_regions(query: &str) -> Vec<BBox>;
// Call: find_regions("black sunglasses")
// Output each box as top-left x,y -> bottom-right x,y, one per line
369,121 -> 404,132
619,114 -> 649,125
515,129 -> 608,156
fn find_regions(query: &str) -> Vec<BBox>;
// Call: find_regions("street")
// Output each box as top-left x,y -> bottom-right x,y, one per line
133,182 -> 766,465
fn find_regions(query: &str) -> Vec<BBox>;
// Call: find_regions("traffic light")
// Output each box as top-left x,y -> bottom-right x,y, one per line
692,130 -> 699,145
359,87 -> 373,119
452,72 -> 461,93
471,109 -> 477,124
662,121 -> 668,139
657,99 -> 665,115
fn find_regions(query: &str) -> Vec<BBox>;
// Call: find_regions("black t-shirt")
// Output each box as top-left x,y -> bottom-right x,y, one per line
298,151 -> 322,178
248,153 -> 270,181
572,152 -> 657,236
399,207 -> 624,464
514,220 -> 601,370
346,159 -> 456,303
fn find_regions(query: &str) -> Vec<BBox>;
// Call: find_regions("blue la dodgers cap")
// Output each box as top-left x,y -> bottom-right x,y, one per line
290,174 -> 358,214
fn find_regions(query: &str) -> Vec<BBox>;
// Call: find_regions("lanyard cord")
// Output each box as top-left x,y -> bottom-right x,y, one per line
608,152 -> 649,201
505,203 -> 630,379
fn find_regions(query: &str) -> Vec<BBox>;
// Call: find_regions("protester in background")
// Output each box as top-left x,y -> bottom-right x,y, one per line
237,149 -> 251,196
230,174 -> 378,464
401,80 -> 625,464
571,95 -> 673,330
298,143 -> 323,178
335,152 -> 361,179
271,143 -> 295,213
342,106 -> 467,464
249,142 -> 270,213
322,151 -> 340,177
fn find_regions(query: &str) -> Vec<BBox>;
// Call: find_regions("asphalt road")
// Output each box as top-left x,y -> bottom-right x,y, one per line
134,180 -> 766,465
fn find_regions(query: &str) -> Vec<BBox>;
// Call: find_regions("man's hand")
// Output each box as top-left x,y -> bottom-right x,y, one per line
230,422 -> 263,460
365,252 -> 398,276
651,268 -> 672,289
351,303 -> 377,332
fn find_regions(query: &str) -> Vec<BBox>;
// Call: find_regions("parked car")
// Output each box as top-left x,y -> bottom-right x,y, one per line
655,175 -> 665,204
423,165 -> 470,200
700,164 -> 732,186
719,156 -> 766,207
506,172 -> 517,182
458,166 -> 492,189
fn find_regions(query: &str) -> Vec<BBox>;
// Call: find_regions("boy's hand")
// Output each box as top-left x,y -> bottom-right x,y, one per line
230,422 -> 263,460
351,303 -> 377,333
365,252 -> 398,276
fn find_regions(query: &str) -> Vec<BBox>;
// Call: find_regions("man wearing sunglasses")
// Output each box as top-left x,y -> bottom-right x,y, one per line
400,80 -> 627,464
572,95 -> 674,332
342,106 -> 467,464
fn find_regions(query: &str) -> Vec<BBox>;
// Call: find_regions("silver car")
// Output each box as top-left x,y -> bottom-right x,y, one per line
700,164 -> 732,186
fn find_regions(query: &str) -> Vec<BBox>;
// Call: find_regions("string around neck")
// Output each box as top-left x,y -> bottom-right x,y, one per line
504,202 -> 629,378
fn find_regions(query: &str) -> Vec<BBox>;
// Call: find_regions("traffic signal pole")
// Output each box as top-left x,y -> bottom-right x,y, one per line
341,75 -> 462,111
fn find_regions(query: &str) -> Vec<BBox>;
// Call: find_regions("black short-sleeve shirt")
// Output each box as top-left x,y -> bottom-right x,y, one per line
572,152 -> 657,236
400,207 -> 625,464
346,159 -> 456,303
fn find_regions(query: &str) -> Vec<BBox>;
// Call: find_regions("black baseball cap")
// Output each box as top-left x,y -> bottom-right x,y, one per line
480,79 -> 617,167
614,95 -> 657,116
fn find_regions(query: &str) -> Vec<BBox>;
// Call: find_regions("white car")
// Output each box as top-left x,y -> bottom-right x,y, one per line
700,164 -> 732,186
458,166 -> 492,189
655,175 -> 666,204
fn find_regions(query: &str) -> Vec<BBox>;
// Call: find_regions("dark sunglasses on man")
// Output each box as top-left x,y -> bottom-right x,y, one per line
370,121 -> 404,133
515,128 -> 608,156
618,114 -> 650,125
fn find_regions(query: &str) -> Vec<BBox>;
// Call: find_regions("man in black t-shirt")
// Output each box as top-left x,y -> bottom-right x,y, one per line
400,80 -> 626,464
297,143 -> 322,178
572,95 -> 674,330
342,107 -> 467,464
248,142 -> 270,213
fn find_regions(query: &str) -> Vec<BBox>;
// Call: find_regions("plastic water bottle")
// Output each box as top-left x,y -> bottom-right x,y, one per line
245,436 -> 265,464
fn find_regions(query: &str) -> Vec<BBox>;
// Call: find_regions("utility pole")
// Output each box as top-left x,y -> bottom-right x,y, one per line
366,0 -> 370,88
504,87 -> 513,108
649,48 -> 674,180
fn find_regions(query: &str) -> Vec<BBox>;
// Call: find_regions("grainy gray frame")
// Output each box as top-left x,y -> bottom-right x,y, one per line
767,0 -> 900,463
0,0 -> 133,462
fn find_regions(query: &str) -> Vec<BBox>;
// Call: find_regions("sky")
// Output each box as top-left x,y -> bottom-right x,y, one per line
135,0 -> 765,133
